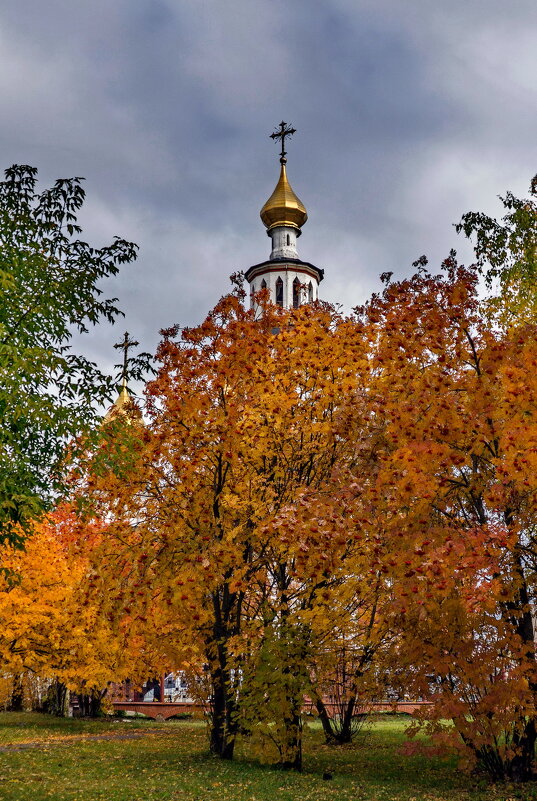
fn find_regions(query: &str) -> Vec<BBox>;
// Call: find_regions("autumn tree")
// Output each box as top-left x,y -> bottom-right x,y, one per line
78,174 -> 537,779
0,165 -> 137,545
345,257 -> 537,781
0,506 -> 162,714
83,290 -> 389,768
81,293 -> 272,758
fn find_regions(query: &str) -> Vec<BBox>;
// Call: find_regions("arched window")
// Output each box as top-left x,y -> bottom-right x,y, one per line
308,281 -> 313,302
293,277 -> 301,309
286,233 -> 290,246
276,276 -> 284,307
261,279 -> 267,289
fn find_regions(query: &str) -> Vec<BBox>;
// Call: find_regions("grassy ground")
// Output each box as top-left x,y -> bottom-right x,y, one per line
0,712 -> 535,801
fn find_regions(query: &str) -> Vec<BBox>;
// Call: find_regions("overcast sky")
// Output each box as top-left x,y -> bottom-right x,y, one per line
1,0 -> 536,379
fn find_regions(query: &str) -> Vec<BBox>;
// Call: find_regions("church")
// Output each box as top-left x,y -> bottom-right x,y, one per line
245,121 -> 324,311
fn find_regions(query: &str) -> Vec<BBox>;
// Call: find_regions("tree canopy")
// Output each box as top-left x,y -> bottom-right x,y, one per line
457,173 -> 537,325
4,171 -> 537,782
0,165 -> 138,543
82,237 -> 537,777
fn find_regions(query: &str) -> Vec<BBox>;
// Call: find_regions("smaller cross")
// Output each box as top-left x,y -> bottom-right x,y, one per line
114,331 -> 139,390
270,121 -> 296,163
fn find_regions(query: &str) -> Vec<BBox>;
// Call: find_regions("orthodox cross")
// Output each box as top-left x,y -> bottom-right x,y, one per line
270,121 -> 296,163
114,331 -> 139,390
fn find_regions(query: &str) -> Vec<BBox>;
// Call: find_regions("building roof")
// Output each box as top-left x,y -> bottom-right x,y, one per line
260,163 -> 308,231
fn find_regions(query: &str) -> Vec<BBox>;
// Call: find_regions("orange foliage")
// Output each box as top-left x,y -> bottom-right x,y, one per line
82,262 -> 537,778
345,259 -> 537,781
0,506 -> 160,697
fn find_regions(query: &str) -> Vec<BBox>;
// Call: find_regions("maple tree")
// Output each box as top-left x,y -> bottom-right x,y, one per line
343,257 -> 537,781
83,290 -> 387,768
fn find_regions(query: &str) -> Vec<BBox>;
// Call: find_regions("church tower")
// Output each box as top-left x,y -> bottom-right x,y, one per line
245,122 -> 324,309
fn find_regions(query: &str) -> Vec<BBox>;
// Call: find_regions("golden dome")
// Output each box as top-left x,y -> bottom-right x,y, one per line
104,385 -> 141,425
260,162 -> 307,231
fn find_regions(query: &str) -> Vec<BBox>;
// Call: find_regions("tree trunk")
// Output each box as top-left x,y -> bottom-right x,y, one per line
275,568 -> 306,771
77,690 -> 103,717
509,718 -> 537,782
281,701 -> 303,771
316,697 -> 337,743
9,673 -> 24,711
207,590 -> 239,761
337,697 -> 357,744
208,660 -> 236,760
47,679 -> 69,717
315,695 -> 357,744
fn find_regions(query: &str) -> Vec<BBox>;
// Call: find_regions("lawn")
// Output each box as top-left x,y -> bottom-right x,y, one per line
0,712 -> 534,801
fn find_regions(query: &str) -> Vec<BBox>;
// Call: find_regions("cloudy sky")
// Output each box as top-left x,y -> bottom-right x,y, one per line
1,0 -> 536,377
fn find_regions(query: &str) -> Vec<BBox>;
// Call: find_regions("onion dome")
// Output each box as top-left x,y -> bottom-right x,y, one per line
103,385 -> 141,425
260,162 -> 308,232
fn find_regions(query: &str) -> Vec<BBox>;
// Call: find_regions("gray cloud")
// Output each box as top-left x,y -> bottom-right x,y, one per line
0,0 -> 535,376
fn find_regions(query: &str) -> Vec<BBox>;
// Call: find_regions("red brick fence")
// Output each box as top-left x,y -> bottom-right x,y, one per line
112,701 -> 202,720
112,700 -> 431,720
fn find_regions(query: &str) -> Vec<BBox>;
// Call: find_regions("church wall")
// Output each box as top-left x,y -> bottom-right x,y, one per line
249,266 -> 318,309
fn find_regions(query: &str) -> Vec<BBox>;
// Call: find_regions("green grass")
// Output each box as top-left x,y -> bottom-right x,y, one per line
0,712 -> 535,801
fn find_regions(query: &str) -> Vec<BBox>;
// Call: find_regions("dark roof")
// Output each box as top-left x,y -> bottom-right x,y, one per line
244,257 -> 324,283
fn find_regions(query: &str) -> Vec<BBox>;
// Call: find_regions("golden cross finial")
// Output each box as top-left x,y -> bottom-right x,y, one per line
114,331 -> 139,390
270,121 -> 296,164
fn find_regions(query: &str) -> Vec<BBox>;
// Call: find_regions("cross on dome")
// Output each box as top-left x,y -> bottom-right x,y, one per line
270,121 -> 296,164
114,331 -> 139,391
261,122 -> 307,232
